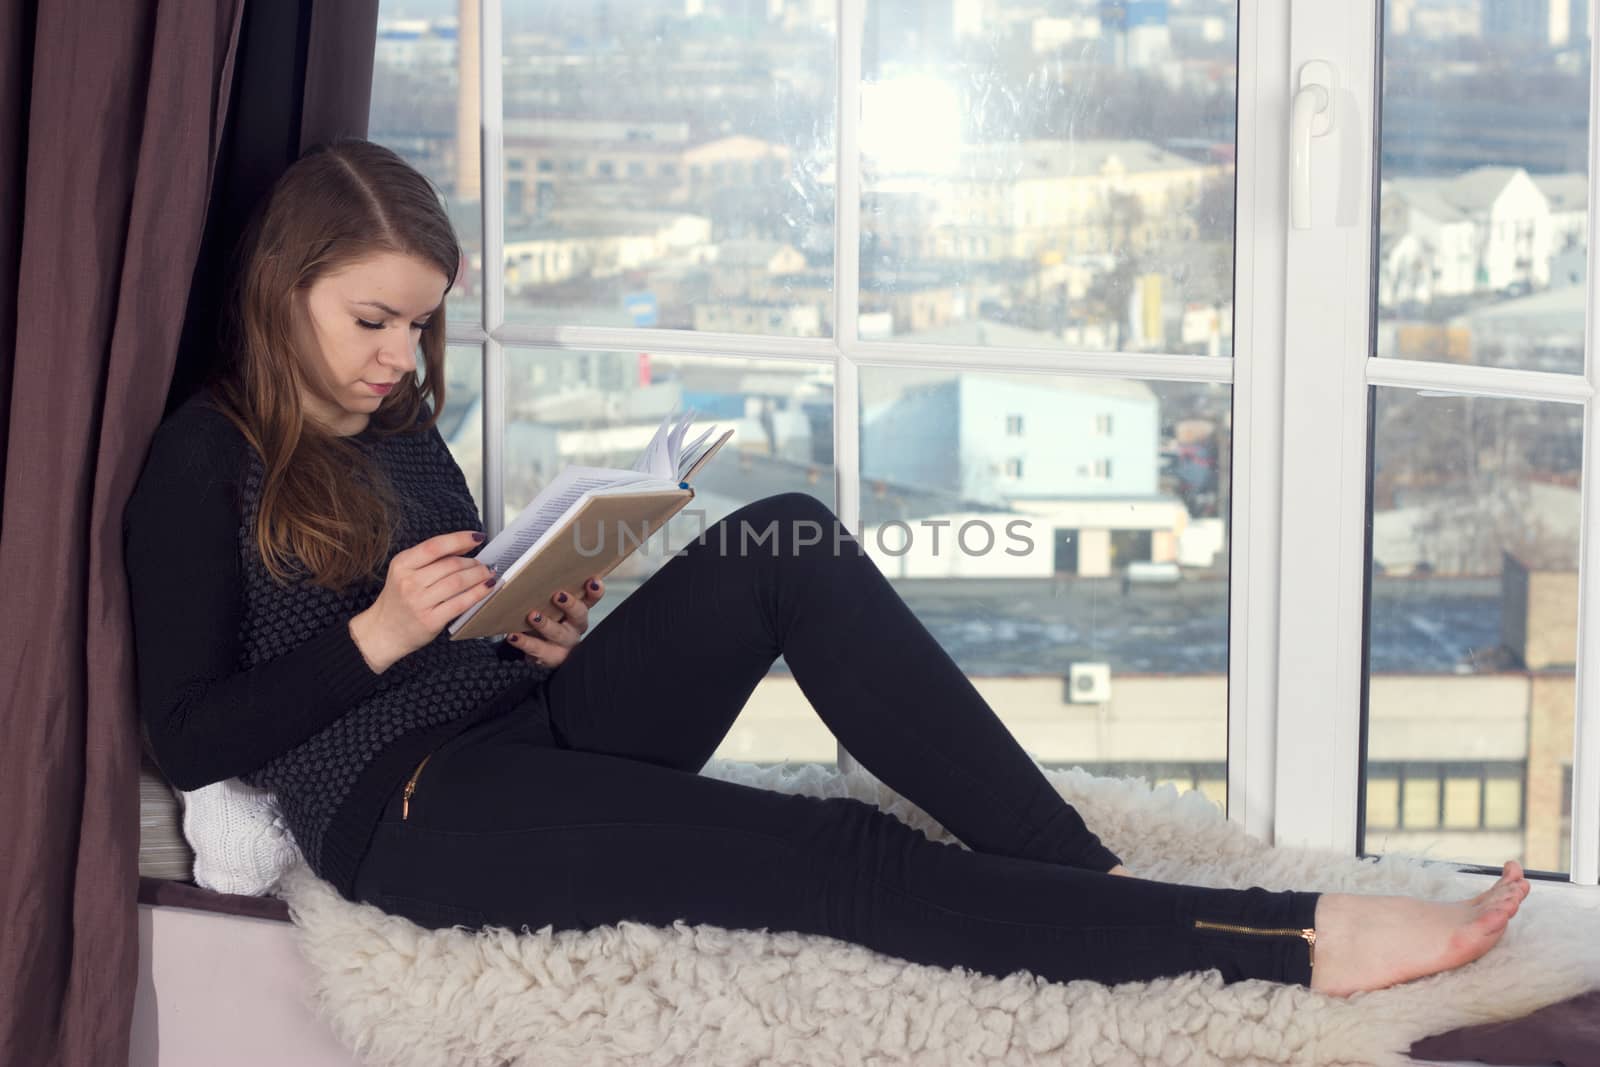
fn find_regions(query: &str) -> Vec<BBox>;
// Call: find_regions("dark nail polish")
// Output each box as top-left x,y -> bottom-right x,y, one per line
484,576 -> 497,587
533,613 -> 542,623
472,531 -> 485,542
589,580 -> 599,590
557,591 -> 568,603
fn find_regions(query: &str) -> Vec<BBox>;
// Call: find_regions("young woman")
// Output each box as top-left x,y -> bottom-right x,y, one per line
125,138 -> 1529,1000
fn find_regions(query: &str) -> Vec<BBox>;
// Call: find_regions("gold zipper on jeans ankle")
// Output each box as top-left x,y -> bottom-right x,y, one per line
1193,920 -> 1318,968
401,752 -> 434,821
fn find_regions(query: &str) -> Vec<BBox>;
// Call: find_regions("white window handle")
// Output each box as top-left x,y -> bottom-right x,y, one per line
1291,61 -> 1336,230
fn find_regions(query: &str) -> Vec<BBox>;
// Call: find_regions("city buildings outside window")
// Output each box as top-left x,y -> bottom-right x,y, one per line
366,0 -> 1598,880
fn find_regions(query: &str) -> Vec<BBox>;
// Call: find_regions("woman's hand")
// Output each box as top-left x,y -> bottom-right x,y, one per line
506,576 -> 605,668
350,530 -> 497,673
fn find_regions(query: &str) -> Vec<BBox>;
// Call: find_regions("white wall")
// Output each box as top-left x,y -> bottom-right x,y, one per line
133,907 -> 359,1066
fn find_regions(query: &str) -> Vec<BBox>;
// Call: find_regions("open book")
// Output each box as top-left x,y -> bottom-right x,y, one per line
447,409 -> 734,641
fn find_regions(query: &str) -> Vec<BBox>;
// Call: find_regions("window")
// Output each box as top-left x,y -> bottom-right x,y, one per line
1362,393 -> 1579,871
1402,770 -> 1441,830
1283,0 -> 1596,881
369,20 -> 479,322
1108,528 -> 1153,568
1365,761 -> 1527,865
1366,774 -> 1400,830
370,0 -> 1600,885
373,0 -> 1236,816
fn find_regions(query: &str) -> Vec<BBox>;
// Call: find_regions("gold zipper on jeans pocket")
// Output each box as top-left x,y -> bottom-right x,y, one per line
1193,919 -> 1318,968
401,752 -> 434,821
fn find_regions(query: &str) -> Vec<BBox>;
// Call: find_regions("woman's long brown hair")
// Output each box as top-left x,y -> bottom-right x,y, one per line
207,138 -> 459,592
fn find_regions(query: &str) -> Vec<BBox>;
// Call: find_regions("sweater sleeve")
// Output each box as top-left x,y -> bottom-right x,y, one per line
123,411 -> 384,792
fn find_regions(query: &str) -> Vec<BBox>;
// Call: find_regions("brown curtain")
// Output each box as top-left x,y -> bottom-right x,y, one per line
0,0 -> 377,1063
169,0 -> 381,417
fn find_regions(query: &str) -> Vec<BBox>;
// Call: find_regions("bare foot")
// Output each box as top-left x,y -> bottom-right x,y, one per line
1309,861 -> 1530,997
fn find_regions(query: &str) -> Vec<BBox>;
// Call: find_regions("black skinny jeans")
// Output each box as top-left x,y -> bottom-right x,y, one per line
350,492 -> 1320,989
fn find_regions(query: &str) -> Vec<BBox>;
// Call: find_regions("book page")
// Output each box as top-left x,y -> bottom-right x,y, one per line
632,408 -> 702,479
678,428 -> 726,481
476,465 -> 663,575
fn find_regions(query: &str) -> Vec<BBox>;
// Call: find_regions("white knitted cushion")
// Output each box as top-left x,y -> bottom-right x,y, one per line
177,777 -> 303,896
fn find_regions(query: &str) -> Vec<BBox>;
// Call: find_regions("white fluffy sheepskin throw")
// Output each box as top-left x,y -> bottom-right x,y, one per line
276,760 -> 1600,1066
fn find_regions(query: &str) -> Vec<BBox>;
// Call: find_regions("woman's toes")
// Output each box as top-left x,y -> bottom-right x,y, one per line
1470,883 -> 1524,934
1470,862 -> 1528,904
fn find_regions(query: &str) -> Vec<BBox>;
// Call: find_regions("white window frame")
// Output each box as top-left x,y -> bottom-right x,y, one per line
436,0 -> 1596,884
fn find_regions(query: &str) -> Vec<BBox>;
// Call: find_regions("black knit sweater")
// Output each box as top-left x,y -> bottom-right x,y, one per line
124,386 -> 551,899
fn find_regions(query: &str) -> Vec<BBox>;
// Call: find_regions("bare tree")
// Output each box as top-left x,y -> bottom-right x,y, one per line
1380,393 -> 1580,575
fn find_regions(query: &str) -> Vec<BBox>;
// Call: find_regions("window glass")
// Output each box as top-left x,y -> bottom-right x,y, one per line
1363,390 -> 1580,872
1366,0 -> 1590,873
1403,772 -> 1441,830
1375,2 -> 1590,372
506,349 -> 836,767
1443,776 -> 1481,830
861,367 -> 1232,809
1485,774 -> 1524,831
370,7 -> 484,327
861,0 -> 1238,354
1367,774 -> 1401,830
498,3 -> 837,334
433,343 -> 485,515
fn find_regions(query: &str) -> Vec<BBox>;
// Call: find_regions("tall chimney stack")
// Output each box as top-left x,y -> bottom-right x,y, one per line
456,0 -> 481,202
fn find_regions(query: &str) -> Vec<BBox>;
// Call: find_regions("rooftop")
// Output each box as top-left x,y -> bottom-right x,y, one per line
863,139 -> 1221,182
849,340 -> 1160,407
688,448 -> 1012,529
1387,165 -> 1546,220
872,574 -> 1510,677
1534,173 -> 1587,213
1457,282 -> 1585,323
